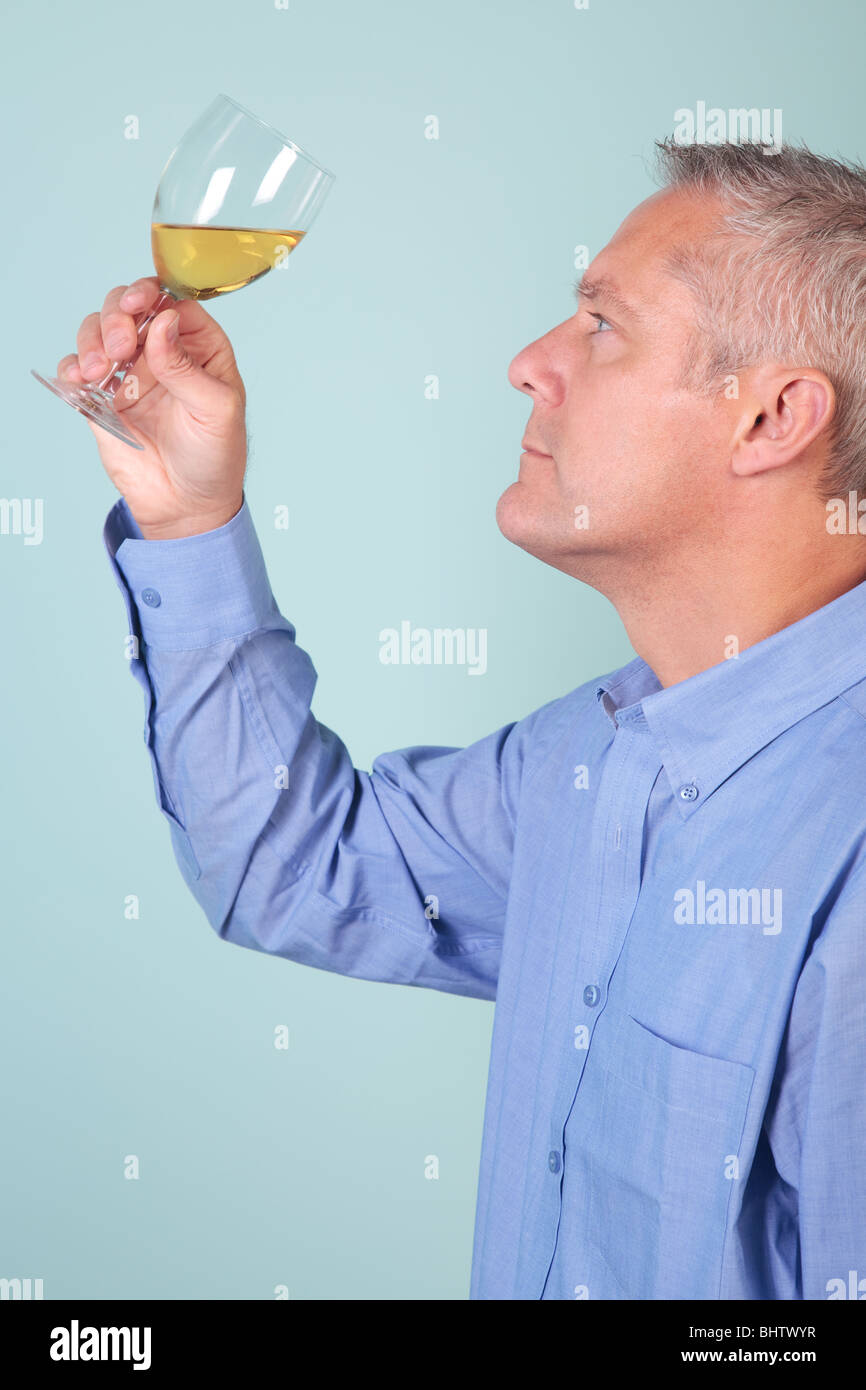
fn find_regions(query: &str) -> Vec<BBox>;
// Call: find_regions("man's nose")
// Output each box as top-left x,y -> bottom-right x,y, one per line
507,325 -> 563,398
507,339 -> 543,396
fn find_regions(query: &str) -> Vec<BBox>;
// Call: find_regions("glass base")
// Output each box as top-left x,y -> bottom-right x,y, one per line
30,369 -> 145,451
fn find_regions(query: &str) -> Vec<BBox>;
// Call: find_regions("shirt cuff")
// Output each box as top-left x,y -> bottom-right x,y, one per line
102,494 -> 281,650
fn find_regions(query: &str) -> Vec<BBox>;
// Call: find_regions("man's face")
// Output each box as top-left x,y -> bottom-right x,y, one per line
497,186 -> 736,584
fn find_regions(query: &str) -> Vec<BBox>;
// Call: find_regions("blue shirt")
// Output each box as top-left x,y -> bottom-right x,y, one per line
104,495 -> 866,1301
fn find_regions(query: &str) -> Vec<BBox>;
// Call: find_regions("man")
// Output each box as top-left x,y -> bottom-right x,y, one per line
63,138 -> 866,1299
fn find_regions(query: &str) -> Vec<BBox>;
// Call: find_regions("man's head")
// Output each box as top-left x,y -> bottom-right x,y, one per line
497,139 -> 866,594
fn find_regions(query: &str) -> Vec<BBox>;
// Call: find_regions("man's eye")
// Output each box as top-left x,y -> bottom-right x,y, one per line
590,312 -> 614,334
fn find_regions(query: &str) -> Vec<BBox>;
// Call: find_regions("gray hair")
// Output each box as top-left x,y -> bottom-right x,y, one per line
653,138 -> 866,501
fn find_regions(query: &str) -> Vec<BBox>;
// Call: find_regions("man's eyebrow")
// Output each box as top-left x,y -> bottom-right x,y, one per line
573,275 -> 645,322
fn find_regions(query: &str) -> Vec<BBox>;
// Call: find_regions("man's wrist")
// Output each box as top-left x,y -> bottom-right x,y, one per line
135,499 -> 245,541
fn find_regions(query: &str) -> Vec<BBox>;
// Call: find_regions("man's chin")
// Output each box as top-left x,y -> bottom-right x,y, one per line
496,483 -> 562,559
495,483 -> 603,576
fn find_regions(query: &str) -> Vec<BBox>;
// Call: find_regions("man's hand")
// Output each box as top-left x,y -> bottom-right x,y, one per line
59,276 -> 247,539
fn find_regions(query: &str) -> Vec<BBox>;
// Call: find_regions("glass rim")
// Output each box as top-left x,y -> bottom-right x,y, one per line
216,93 -> 335,181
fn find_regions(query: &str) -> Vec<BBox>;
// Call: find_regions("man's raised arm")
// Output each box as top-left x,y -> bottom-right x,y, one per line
104,491 -> 529,1000
61,275 -> 529,1001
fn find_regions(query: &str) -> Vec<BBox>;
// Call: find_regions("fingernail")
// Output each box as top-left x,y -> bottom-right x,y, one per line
120,289 -> 142,307
164,310 -> 179,339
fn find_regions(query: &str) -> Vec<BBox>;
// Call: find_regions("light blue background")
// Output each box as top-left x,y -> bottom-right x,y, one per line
2,0 -> 862,1299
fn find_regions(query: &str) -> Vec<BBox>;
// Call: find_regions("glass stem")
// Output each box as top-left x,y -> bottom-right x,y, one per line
93,289 -> 178,397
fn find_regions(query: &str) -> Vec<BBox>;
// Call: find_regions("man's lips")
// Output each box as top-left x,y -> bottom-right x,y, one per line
521,440 -> 552,457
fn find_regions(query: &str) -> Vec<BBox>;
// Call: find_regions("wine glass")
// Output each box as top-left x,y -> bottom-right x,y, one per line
31,94 -> 335,450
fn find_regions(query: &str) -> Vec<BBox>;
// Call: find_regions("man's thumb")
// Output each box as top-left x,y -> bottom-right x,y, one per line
144,308 -> 224,411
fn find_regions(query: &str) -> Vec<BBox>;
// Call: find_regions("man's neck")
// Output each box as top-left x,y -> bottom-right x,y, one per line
608,550 -> 866,691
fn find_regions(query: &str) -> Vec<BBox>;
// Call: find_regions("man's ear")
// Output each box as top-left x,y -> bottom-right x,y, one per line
731,368 -> 835,478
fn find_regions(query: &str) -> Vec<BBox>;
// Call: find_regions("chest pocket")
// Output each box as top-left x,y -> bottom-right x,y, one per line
584,1012 -> 755,1298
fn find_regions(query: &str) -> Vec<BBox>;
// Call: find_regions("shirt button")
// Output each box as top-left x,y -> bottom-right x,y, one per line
583,984 -> 601,1007
548,1149 -> 561,1174
679,782 -> 699,801
140,588 -> 162,608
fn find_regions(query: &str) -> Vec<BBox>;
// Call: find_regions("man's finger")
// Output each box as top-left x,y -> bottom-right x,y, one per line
57,354 -> 83,383
100,283 -> 148,364
118,277 -> 163,314
77,312 -> 109,380
144,307 -> 234,414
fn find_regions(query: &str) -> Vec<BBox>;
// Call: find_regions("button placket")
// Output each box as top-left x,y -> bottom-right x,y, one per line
540,724 -> 662,1295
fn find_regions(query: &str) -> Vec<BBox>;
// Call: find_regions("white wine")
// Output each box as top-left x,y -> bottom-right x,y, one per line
151,223 -> 305,299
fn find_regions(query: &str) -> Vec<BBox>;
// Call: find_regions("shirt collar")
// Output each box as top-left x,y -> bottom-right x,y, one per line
595,576 -> 866,818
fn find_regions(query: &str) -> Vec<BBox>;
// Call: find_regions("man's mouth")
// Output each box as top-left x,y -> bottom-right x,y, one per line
521,439 -> 552,458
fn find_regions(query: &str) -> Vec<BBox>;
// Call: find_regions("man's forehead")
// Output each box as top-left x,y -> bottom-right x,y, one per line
579,189 -> 720,319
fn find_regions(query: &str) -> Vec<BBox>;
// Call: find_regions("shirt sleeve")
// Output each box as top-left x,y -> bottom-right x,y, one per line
762,853 -> 866,1298
103,494 -> 532,1002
